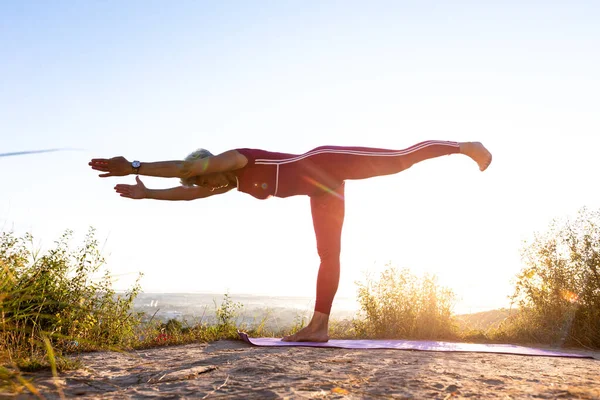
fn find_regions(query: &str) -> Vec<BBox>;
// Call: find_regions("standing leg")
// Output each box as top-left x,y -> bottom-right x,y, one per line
282,183 -> 345,342
313,183 -> 345,316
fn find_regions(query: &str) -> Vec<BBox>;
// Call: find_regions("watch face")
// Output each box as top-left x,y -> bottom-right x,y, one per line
132,161 -> 141,168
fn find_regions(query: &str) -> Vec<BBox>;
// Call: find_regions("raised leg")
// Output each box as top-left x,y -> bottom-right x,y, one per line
305,140 -> 491,183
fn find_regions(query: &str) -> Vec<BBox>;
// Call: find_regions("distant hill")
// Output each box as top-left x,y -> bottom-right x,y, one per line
455,308 -> 515,331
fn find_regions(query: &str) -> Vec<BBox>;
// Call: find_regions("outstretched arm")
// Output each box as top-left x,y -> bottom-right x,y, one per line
89,150 -> 247,179
115,176 -> 233,201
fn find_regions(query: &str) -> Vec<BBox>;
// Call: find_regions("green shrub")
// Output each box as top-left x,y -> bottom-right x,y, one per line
353,265 -> 458,340
132,297 -> 245,349
214,293 -> 243,337
0,228 -> 143,366
164,318 -> 183,334
509,208 -> 600,348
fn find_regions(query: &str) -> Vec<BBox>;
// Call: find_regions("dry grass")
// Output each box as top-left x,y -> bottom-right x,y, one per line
3,209 -> 600,395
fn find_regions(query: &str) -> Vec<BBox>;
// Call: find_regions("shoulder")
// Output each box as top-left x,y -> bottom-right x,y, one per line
228,148 -> 284,170
210,149 -> 248,170
230,148 -> 260,168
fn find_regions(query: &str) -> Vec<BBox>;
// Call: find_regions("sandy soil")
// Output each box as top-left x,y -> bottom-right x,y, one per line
6,340 -> 600,399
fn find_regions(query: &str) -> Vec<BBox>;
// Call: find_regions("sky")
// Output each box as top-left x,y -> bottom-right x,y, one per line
1,1 -> 599,314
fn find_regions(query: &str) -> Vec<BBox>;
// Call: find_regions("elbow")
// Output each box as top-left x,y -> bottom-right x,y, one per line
183,193 -> 198,201
185,192 -> 207,201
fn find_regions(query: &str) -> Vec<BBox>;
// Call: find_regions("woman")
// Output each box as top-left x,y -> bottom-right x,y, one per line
89,140 -> 492,342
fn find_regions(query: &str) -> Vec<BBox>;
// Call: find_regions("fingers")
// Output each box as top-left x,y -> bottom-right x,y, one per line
89,160 -> 108,168
89,158 -> 109,165
89,162 -> 109,171
90,159 -> 111,176
114,184 -> 132,194
89,157 -> 130,178
114,184 -> 136,199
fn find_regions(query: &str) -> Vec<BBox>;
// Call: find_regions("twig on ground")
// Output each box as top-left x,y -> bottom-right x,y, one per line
202,375 -> 230,399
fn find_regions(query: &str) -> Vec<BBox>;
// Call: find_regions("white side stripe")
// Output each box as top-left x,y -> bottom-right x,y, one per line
274,164 -> 280,196
254,141 -> 458,165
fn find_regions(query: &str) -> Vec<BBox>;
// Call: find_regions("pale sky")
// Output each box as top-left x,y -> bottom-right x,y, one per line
1,1 -> 599,314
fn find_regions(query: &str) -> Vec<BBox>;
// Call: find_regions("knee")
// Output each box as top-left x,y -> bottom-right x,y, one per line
317,245 -> 341,262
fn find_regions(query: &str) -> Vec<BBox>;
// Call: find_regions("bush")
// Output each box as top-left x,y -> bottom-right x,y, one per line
132,296 -> 246,349
214,293 -> 243,337
509,208 -> 600,348
0,228 -> 143,365
353,265 -> 458,340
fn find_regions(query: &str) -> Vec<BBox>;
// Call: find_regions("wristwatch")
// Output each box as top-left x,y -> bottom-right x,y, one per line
131,160 -> 141,174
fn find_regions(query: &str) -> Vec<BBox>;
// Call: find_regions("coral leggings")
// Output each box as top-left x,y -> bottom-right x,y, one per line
311,141 -> 460,314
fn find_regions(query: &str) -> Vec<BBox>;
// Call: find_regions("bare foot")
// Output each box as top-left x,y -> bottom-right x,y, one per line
459,142 -> 492,171
282,326 -> 329,342
282,311 -> 330,342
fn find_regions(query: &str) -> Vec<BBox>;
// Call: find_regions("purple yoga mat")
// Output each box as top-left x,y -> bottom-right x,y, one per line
238,332 -> 595,359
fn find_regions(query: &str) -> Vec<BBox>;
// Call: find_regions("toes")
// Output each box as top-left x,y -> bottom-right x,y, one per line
281,334 -> 296,342
480,158 -> 492,171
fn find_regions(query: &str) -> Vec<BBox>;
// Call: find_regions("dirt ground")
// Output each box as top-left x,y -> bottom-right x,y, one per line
6,340 -> 600,399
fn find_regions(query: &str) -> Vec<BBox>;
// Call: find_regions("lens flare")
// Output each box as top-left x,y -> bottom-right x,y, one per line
561,289 -> 579,303
302,176 -> 345,200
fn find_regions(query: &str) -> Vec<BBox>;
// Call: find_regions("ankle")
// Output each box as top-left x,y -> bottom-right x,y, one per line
308,311 -> 330,329
458,142 -> 470,154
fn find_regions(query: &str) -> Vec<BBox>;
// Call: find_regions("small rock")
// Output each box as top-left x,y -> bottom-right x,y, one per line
482,379 -> 504,386
446,384 -> 460,392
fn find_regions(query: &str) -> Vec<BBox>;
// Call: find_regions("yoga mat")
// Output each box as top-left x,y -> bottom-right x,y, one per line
238,332 -> 595,359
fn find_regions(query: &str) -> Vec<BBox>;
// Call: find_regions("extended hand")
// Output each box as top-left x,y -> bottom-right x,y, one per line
114,176 -> 147,199
89,156 -> 132,178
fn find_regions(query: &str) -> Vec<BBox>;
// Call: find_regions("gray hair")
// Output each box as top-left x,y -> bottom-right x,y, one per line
180,148 -> 213,186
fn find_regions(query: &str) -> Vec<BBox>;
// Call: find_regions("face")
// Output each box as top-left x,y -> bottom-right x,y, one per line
194,173 -> 229,190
